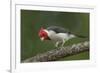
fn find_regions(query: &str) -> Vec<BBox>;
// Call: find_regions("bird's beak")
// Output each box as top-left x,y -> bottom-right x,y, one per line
40,37 -> 44,41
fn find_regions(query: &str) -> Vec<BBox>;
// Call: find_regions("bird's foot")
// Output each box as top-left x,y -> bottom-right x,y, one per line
60,46 -> 65,49
55,42 -> 59,47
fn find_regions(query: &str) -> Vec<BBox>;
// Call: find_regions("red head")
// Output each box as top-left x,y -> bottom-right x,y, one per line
38,27 -> 48,41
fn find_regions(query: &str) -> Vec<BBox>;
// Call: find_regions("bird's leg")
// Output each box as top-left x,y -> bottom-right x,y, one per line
61,40 -> 66,47
55,42 -> 59,47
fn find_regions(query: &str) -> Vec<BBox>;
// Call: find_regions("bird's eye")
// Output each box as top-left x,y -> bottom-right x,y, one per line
38,31 -> 44,37
41,32 -> 45,36
38,29 -> 48,39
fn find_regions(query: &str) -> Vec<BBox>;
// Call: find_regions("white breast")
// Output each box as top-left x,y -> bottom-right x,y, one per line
46,31 -> 67,41
44,30 -> 75,42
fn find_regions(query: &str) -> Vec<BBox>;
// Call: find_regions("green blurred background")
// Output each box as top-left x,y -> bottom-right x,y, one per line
21,10 -> 89,62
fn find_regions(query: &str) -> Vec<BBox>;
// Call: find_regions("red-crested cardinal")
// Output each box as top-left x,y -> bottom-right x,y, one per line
38,26 -> 86,47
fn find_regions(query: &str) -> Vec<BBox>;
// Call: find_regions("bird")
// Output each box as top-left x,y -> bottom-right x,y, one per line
38,26 -> 86,47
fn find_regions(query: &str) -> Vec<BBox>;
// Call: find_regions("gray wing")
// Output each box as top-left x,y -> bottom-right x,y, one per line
46,26 -> 87,38
46,26 -> 71,34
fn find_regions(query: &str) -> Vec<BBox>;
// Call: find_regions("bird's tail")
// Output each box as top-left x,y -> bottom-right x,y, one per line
75,34 -> 88,38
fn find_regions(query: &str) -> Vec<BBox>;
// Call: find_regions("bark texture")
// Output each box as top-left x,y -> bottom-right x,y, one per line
22,41 -> 89,63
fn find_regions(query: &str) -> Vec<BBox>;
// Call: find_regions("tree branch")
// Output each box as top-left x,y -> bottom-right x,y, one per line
22,41 -> 89,63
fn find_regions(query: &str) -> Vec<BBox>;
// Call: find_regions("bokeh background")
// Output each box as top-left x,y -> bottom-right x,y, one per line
21,10 -> 89,62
